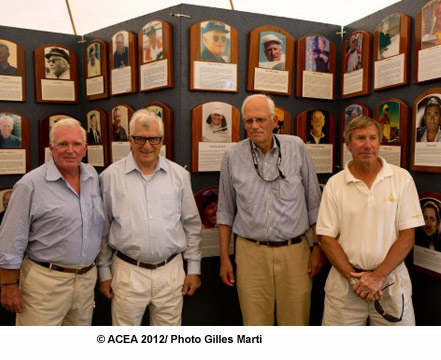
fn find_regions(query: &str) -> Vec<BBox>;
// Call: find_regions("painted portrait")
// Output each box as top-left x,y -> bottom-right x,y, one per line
258,31 -> 286,71
377,101 -> 400,144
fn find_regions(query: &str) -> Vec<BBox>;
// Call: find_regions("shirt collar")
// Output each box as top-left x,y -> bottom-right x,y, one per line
344,156 -> 392,184
250,134 -> 279,154
45,159 -> 93,182
124,152 -> 167,175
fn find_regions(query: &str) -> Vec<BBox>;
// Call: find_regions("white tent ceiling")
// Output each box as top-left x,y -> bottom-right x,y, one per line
0,0 -> 401,35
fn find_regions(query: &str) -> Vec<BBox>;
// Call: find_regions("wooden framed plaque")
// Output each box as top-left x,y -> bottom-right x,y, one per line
413,192 -> 441,279
34,44 -> 78,103
38,113 -> 79,165
246,26 -> 294,96
341,31 -> 372,99
341,103 -> 371,168
189,20 -> 238,92
109,104 -> 135,163
110,31 -> 137,96
0,39 -> 26,102
295,109 -> 335,173
138,20 -> 173,92
415,0 -> 441,84
0,112 -> 29,174
274,106 -> 292,135
86,109 -> 108,168
412,88 -> 441,172
374,98 -> 409,168
191,101 -> 240,172
85,40 -> 109,100
296,34 -> 336,100
373,13 -> 411,91
145,101 -> 174,160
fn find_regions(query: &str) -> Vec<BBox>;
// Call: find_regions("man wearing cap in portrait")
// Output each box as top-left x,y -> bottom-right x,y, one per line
259,33 -> 285,70
202,104 -> 231,143
45,48 -> 70,79
144,25 -> 163,62
201,21 -> 230,62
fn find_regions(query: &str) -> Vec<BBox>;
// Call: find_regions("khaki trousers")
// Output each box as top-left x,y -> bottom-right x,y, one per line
235,235 -> 312,326
17,257 -> 97,326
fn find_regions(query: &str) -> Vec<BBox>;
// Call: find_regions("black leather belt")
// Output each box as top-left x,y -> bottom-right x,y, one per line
242,235 -> 303,247
30,258 -> 95,274
353,266 -> 373,273
116,251 -> 179,270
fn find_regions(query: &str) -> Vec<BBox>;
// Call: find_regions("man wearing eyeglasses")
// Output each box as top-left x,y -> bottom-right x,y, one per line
316,116 -> 424,325
201,21 -> 230,62
97,109 -> 202,326
0,119 -> 104,325
45,47 -> 70,79
217,94 -> 325,326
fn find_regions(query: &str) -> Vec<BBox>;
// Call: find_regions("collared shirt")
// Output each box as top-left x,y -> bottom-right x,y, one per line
217,135 -> 321,241
97,153 -> 202,281
316,157 -> 425,270
0,160 -> 104,269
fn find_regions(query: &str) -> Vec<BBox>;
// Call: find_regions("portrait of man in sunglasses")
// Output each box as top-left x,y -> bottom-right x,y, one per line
200,21 -> 230,62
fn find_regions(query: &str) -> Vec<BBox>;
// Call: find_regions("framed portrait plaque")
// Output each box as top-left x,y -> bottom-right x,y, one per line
85,40 -> 109,100
373,13 -> 411,91
189,20 -> 238,92
295,109 -> 335,173
341,103 -> 371,168
0,39 -> 26,102
34,44 -> 78,103
0,112 -> 29,174
192,101 -> 240,172
246,26 -> 294,96
109,104 -> 134,163
86,109 -> 108,168
138,20 -> 173,92
412,88 -> 441,172
296,34 -> 336,100
145,102 -> 173,160
0,185 -> 13,226
374,98 -> 409,168
274,106 -> 292,135
341,31 -> 372,99
110,31 -> 137,96
413,192 -> 441,279
415,0 -> 441,83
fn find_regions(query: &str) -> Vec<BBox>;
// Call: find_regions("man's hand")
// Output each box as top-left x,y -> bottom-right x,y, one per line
182,274 -> 201,296
1,285 -> 24,313
219,257 -> 235,286
307,246 -> 327,278
350,271 -> 386,302
99,280 -> 114,299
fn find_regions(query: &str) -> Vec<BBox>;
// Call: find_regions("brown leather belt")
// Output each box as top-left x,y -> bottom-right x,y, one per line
116,251 -> 179,270
30,258 -> 95,274
242,235 -> 303,247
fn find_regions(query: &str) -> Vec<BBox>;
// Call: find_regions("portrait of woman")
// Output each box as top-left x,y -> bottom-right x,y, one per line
416,95 -> 441,142
415,198 -> 441,251
202,102 -> 232,143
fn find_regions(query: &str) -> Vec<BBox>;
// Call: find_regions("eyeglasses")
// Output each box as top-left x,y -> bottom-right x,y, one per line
131,136 -> 162,145
211,36 -> 227,42
374,282 -> 404,323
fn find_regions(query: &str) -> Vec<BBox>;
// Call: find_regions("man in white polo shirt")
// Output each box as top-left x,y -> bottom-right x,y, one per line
316,116 -> 424,326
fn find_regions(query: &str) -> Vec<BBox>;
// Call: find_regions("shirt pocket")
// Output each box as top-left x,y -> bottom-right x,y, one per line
278,175 -> 303,201
161,192 -> 181,221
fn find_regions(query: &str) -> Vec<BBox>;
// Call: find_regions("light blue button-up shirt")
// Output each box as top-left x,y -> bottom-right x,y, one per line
0,160 -> 105,268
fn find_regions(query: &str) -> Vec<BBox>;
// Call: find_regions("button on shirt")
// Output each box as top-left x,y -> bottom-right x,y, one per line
97,153 -> 202,281
0,160 -> 105,268
217,135 -> 321,241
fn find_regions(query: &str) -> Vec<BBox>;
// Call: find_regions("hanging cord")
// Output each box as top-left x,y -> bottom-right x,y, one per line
65,0 -> 77,35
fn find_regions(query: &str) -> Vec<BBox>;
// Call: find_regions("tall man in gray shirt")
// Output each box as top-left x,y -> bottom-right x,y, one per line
217,94 -> 325,325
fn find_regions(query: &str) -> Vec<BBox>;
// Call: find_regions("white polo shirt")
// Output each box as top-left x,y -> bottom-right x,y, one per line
316,157 -> 424,270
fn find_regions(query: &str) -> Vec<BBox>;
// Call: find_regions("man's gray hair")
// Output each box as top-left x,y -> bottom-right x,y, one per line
49,118 -> 86,145
343,116 -> 382,143
241,94 -> 276,118
0,115 -> 14,127
129,109 -> 164,136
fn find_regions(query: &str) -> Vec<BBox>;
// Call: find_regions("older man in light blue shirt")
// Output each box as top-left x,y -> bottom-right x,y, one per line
98,109 -> 202,326
0,118 -> 104,325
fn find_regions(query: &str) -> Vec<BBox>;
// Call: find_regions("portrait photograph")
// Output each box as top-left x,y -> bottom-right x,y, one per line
258,31 -> 286,71
112,106 -> 129,141
421,0 -> 441,49
44,46 -> 70,79
344,104 -> 363,125
0,113 -> 21,148
415,93 -> 441,143
146,105 -> 163,119
142,21 -> 163,63
378,14 -> 401,60
274,107 -> 286,134
0,39 -> 18,76
344,33 -> 362,73
0,187 -> 13,225
195,187 -> 219,230
416,197 -> 441,252
200,21 -> 231,63
87,111 -> 102,144
201,102 -> 232,143
48,115 -> 72,136
305,35 -> 330,73
305,109 -> 330,144
377,101 -> 400,144
113,31 -> 130,69
87,43 -> 101,77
